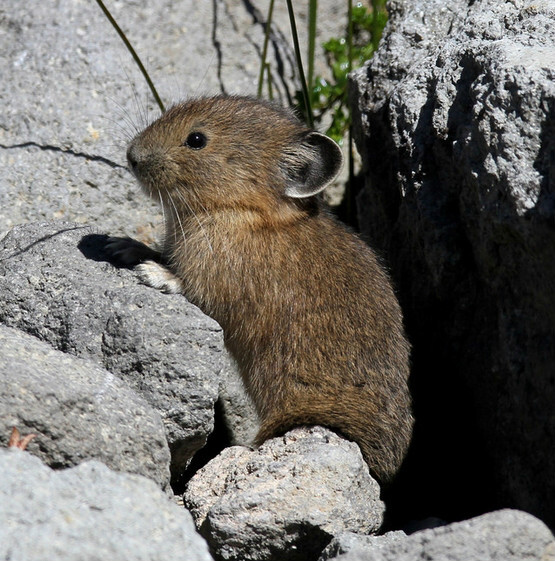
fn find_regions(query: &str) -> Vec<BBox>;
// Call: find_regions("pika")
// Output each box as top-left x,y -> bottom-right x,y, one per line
111,95 -> 413,484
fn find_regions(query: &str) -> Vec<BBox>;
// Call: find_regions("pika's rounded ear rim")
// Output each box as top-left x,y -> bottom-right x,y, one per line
280,131 -> 344,199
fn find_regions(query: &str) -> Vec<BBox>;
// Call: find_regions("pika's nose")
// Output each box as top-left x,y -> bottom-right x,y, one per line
127,143 -> 138,172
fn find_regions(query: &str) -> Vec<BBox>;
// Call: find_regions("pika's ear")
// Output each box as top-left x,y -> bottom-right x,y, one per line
279,131 -> 343,198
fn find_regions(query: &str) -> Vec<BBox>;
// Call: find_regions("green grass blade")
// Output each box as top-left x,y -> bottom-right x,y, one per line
308,0 -> 317,91
347,0 -> 353,73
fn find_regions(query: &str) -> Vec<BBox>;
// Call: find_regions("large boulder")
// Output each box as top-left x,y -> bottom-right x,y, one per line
0,449 -> 213,561
0,323 -> 171,489
0,221 -> 223,478
350,0 -> 555,527
320,510 -> 555,561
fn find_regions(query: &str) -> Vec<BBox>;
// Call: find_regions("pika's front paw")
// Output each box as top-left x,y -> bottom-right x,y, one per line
136,260 -> 183,294
105,236 -> 161,267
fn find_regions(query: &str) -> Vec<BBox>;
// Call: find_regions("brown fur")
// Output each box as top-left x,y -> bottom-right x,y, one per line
125,95 -> 413,484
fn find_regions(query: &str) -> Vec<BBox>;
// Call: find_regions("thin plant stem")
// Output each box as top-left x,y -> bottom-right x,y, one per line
308,0 -> 317,91
95,0 -> 165,113
371,0 -> 385,51
257,0 -> 275,98
285,0 -> 313,128
347,0 -> 354,221
266,63 -> 274,99
347,0 -> 353,74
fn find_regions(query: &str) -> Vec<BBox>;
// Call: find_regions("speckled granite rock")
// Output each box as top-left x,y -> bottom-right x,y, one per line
0,449 -> 213,561
0,323 -> 170,489
185,427 -> 384,561
0,221 -> 223,477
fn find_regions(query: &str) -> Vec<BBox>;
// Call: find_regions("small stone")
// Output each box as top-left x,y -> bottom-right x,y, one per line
185,426 -> 384,561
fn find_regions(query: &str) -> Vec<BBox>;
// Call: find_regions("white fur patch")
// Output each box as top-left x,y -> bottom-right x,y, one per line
136,261 -> 183,294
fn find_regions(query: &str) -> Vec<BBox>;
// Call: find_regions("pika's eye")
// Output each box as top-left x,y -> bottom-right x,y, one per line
184,132 -> 207,150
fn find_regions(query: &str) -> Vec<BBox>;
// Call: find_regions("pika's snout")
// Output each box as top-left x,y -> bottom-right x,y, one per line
126,142 -> 140,175
126,141 -> 163,187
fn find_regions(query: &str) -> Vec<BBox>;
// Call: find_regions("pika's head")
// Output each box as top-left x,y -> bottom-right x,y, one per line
126,96 -> 343,215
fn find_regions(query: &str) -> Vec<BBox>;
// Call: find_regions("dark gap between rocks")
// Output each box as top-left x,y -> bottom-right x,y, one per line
172,399 -> 232,495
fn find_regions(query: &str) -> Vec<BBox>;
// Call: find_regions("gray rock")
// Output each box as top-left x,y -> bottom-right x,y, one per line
350,0 -> 555,526
0,449 -> 213,561
0,323 -> 170,489
184,426 -> 384,561
323,510 -> 555,561
319,531 -> 407,561
217,355 -> 260,446
0,0 -> 348,240
0,221 -> 223,476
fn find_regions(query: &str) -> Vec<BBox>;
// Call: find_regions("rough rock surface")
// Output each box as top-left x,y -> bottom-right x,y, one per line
321,510 -> 555,561
217,357 -> 260,447
0,221 -> 223,476
0,323 -> 170,489
0,449 -> 213,561
319,531 -> 407,561
350,0 -> 555,527
184,427 -> 384,561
